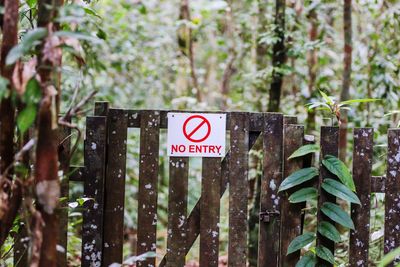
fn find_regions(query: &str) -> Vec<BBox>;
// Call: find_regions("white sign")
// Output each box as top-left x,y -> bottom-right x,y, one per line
167,113 -> 226,157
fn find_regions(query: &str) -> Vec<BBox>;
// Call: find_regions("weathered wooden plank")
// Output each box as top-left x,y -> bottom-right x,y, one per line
371,176 -> 385,193
283,115 -> 297,125
200,157 -> 221,267
384,129 -> 400,262
136,111 -> 160,267
127,110 -> 265,131
159,130 -> 261,267
165,157 -> 189,267
258,113 -> 284,267
94,101 -> 109,116
316,126 -> 339,266
102,109 -> 128,265
228,112 -> 249,267
57,118 -> 71,267
349,128 -> 373,266
81,116 -> 107,267
280,125 -> 304,266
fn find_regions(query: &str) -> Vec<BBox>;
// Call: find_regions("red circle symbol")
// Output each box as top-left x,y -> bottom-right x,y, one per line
183,115 -> 211,143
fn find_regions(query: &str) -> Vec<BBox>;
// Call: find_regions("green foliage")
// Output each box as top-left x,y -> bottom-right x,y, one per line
321,178 -> 360,204
0,77 -> 10,100
288,144 -> 320,159
17,104 -> 37,134
288,187 -> 318,203
321,202 -> 355,230
16,78 -> 42,134
278,167 -> 319,192
378,246 -> 400,267
317,221 -> 341,243
287,233 -> 316,255
316,246 -> 335,264
6,28 -> 48,65
295,252 -> 317,267
322,155 -> 356,191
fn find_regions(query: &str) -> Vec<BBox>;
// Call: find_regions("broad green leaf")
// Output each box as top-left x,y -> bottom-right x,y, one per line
23,78 -> 42,105
322,178 -> 360,204
26,0 -> 37,8
289,144 -> 320,159
316,246 -> 335,264
83,7 -> 101,18
0,77 -> 9,99
384,110 -> 400,117
287,233 -> 316,255
319,90 -> 333,105
339,98 -> 380,106
321,202 -> 355,229
317,221 -> 341,242
17,104 -> 37,134
305,102 -> 330,111
295,252 -> 316,267
322,155 -> 355,191
54,31 -> 102,44
279,167 -> 319,192
378,246 -> 400,267
289,187 -> 318,203
6,28 -> 48,65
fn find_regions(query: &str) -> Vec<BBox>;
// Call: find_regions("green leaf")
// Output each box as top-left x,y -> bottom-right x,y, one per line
378,246 -> 400,267
295,252 -> 316,267
322,178 -> 361,204
279,167 -> 319,192
6,28 -> 48,65
26,0 -> 37,8
288,144 -> 320,159
322,155 -> 355,191
319,90 -> 334,105
289,187 -> 318,203
339,98 -> 380,106
287,233 -> 316,255
321,202 -> 355,229
316,246 -> 335,264
317,221 -> 341,242
83,7 -> 101,18
17,104 -> 37,134
54,31 -> 102,44
23,78 -> 42,105
0,77 -> 10,99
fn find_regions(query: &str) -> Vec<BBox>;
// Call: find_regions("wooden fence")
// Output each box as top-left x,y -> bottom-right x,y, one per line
12,102 -> 400,267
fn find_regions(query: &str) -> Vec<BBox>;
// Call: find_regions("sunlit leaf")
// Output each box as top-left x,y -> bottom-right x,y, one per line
278,167 -> 319,192
339,98 -> 380,106
322,155 -> 355,191
321,202 -> 355,229
378,246 -> 400,267
17,104 -> 37,134
319,90 -> 334,105
287,233 -> 316,255
288,144 -> 319,159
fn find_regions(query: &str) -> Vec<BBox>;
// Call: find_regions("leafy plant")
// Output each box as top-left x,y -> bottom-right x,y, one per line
305,90 -> 380,125
278,143 -> 359,265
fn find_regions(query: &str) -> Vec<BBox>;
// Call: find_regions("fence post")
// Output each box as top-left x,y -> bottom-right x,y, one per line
258,113 -> 283,267
228,112 -> 249,267
280,124 -> 304,266
316,126 -> 339,266
349,128 -> 373,266
384,128 -> 400,265
102,109 -> 128,265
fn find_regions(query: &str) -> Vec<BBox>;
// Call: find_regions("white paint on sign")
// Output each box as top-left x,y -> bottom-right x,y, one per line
167,113 -> 226,157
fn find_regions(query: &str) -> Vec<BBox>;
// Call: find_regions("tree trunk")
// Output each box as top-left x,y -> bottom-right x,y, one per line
35,0 -> 63,266
268,0 -> 286,112
0,0 -> 19,247
306,8 -> 318,132
339,0 -> 352,161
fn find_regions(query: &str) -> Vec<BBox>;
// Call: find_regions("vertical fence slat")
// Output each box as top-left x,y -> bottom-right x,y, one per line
349,128 -> 373,266
165,157 -> 188,267
136,111 -> 160,267
200,157 -> 221,266
316,126 -> 339,266
81,116 -> 107,267
384,129 -> 400,262
258,113 -> 283,267
228,112 -> 249,267
103,109 -> 128,265
280,125 -> 304,266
